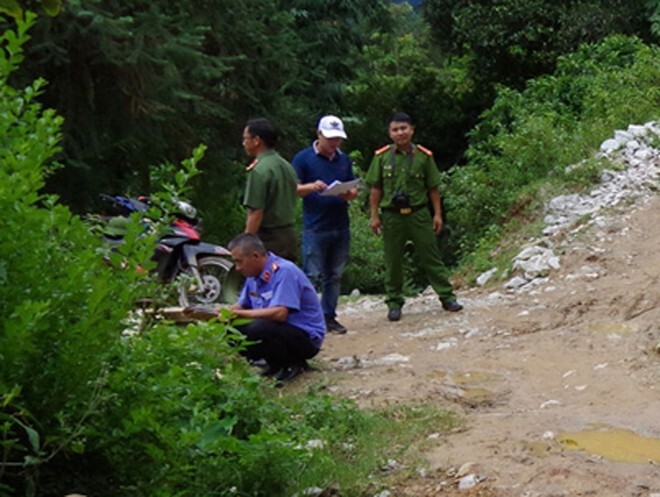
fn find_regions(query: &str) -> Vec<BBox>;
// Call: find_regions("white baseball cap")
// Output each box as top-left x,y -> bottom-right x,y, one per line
317,115 -> 347,139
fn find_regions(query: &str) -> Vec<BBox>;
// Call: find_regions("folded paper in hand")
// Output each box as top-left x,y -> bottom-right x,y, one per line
320,178 -> 362,196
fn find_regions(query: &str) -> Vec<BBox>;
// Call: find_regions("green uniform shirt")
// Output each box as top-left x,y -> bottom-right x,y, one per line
243,149 -> 298,228
365,144 -> 442,208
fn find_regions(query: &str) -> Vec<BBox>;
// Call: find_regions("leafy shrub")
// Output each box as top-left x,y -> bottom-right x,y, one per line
446,35 -> 660,263
344,197 -> 386,294
0,13 -> 152,494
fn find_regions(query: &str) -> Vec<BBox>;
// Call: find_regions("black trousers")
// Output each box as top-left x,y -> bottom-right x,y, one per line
235,318 -> 320,369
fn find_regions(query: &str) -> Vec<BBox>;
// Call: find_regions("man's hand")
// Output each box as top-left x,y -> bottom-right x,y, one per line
428,187 -> 443,235
369,186 -> 383,235
297,180 -> 327,197
433,213 -> 443,234
338,187 -> 359,201
245,208 -> 263,234
370,215 -> 382,236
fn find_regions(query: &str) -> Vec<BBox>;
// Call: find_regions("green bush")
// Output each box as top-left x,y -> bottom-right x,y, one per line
446,35 -> 660,263
0,13 -> 149,493
344,198 -> 386,294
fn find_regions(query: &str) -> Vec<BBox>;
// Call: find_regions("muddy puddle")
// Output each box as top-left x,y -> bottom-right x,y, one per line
587,322 -> 634,335
559,426 -> 660,463
431,370 -> 505,408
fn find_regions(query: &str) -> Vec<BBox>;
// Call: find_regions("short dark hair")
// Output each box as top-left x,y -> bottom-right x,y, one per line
245,118 -> 278,148
388,112 -> 413,126
228,233 -> 267,256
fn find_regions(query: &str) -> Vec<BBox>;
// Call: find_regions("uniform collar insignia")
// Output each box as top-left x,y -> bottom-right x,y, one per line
375,144 -> 391,156
261,259 -> 280,282
246,159 -> 258,171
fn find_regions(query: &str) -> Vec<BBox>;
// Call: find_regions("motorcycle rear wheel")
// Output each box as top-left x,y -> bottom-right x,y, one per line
178,256 -> 243,306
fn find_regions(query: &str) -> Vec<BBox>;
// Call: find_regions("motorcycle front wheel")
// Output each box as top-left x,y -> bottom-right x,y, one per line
178,256 -> 243,307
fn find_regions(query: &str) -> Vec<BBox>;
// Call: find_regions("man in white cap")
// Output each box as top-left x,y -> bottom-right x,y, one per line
292,115 -> 358,334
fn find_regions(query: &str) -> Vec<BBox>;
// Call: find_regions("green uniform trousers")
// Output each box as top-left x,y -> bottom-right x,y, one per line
258,225 -> 299,264
382,209 -> 456,309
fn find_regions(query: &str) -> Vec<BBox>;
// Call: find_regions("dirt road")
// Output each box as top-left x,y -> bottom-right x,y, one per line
315,194 -> 660,496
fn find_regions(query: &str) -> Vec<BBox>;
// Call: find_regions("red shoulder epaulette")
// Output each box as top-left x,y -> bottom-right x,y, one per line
245,159 -> 258,171
374,145 -> 390,156
416,144 -> 433,156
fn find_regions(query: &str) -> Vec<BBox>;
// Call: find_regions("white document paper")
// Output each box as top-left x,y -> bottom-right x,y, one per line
319,178 -> 362,196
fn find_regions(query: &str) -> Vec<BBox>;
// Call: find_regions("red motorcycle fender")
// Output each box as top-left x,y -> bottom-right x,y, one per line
182,242 -> 233,267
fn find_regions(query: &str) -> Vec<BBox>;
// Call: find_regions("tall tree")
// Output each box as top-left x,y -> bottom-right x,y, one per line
344,3 -> 481,169
10,0 -> 230,210
278,0 -> 389,112
422,0 -> 653,90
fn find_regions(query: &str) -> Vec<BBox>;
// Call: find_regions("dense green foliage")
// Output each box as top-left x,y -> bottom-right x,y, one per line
423,0 -> 653,90
444,35 -> 660,268
0,19 -> 458,495
4,0 -> 389,242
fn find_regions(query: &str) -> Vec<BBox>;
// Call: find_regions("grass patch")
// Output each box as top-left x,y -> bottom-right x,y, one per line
273,384 -> 460,496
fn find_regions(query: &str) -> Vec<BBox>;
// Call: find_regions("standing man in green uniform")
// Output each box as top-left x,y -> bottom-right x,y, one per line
365,112 -> 463,321
242,117 -> 299,263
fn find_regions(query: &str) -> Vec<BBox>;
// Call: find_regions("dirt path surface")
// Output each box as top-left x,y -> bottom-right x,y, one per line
315,194 -> 660,497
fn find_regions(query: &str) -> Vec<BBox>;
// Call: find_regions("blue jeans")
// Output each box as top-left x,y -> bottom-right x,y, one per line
302,228 -> 350,318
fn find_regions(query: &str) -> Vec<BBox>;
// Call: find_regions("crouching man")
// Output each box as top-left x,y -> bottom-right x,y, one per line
228,233 -> 325,383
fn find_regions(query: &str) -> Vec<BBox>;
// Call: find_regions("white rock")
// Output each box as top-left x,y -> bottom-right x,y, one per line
336,356 -> 359,369
614,130 -> 633,142
305,439 -> 325,449
599,170 -> 616,183
627,124 -> 648,137
600,138 -> 620,153
515,245 -> 548,260
476,268 -> 498,286
634,148 -> 654,161
539,400 -> 561,409
458,474 -> 480,490
504,276 -> 529,289
435,341 -> 457,351
373,353 -> 410,365
463,329 -> 481,339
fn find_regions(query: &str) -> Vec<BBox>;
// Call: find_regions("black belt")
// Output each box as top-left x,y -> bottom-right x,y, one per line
258,224 -> 294,232
381,204 -> 427,215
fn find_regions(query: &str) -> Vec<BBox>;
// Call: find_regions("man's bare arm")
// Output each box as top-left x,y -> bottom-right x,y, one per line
245,208 -> 264,234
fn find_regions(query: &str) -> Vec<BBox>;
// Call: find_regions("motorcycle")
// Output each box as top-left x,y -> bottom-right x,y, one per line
98,194 -> 242,306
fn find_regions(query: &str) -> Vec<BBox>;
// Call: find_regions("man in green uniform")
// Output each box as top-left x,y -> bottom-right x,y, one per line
242,117 -> 299,263
365,112 -> 463,321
